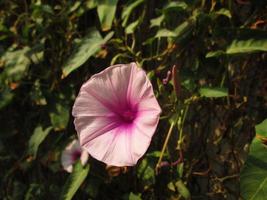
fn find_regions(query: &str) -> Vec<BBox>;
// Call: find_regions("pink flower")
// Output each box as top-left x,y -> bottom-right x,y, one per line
61,139 -> 89,173
72,63 -> 161,166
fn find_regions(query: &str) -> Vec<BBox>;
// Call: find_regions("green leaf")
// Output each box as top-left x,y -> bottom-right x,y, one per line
241,136 -> 267,200
86,0 -> 97,9
150,15 -> 164,28
60,163 -> 89,200
97,0 -> 118,31
121,0 -> 144,27
129,192 -> 142,200
28,126 -> 52,158
199,87 -> 228,98
173,20 -> 192,40
62,28 -> 113,78
226,39 -> 267,54
0,46 -> 31,83
146,151 -> 166,158
206,50 -> 225,58
163,1 -> 188,12
154,20 -> 193,39
155,29 -> 177,38
167,182 -> 176,192
215,8 -> 232,18
255,119 -> 267,137
137,158 -> 155,185
49,103 -> 69,131
125,20 -> 139,34
175,180 -> 191,199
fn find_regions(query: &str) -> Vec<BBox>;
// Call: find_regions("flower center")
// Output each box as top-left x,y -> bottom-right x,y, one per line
121,110 -> 136,123
72,150 -> 81,161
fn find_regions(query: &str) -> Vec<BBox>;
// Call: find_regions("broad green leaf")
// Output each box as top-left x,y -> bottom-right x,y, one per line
167,182 -> 176,192
62,28 -> 113,78
0,46 -> 31,83
129,192 -> 142,200
150,15 -> 164,28
137,158 -> 155,185
97,0 -> 118,31
49,103 -> 69,131
121,0 -> 144,27
28,126 -> 52,158
226,39 -> 267,54
255,119 -> 267,137
241,136 -> 267,200
69,2 -> 81,13
199,87 -> 228,98
206,50 -> 225,58
175,180 -> 191,199
60,163 -> 89,200
155,29 -> 177,38
86,0 -> 97,9
173,20 -> 193,40
215,8 -> 231,18
163,1 -> 188,12
125,20 -> 139,34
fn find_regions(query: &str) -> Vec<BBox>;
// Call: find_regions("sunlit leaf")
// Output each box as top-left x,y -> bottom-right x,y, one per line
125,20 -> 139,34
226,39 -> 267,54
215,8 -> 232,18
60,162 -> 89,200
175,180 -> 191,199
206,50 -> 225,58
168,182 -> 176,192
173,20 -> 193,40
97,0 -> 118,31
199,87 -> 228,98
150,15 -> 164,28
28,126 -> 52,158
255,119 -> 267,137
62,28 -> 113,78
129,192 -> 142,200
241,136 -> 267,200
163,1 -> 188,12
0,46 -> 30,82
86,0 -> 97,9
155,29 -> 177,38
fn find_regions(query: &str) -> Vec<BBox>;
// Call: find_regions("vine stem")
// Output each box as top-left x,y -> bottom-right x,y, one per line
156,122 -> 175,173
177,104 -> 189,150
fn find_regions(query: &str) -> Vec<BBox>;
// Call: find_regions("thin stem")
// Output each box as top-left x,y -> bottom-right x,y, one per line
156,122 -> 175,173
177,104 -> 189,150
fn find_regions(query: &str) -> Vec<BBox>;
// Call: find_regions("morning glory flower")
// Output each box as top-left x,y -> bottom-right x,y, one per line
72,62 -> 161,166
61,139 -> 89,173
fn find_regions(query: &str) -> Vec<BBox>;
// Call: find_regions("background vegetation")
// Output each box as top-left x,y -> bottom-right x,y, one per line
0,0 -> 267,199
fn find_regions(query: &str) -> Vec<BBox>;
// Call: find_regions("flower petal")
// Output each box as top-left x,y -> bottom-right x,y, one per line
82,126 -> 134,166
80,64 -> 134,111
130,116 -> 160,163
61,139 -> 82,173
72,63 -> 161,166
80,150 -> 89,165
61,149 -> 75,173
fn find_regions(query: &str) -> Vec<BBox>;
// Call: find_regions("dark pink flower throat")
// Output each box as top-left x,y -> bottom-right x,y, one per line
121,110 -> 136,123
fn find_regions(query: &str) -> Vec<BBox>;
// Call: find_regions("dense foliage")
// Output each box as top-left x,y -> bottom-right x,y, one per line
0,0 -> 267,199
